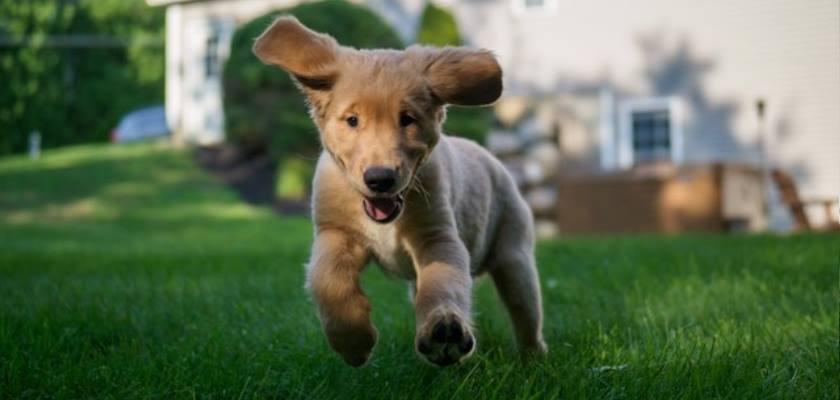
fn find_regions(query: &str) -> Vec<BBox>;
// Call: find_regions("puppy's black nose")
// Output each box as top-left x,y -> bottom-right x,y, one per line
363,167 -> 397,193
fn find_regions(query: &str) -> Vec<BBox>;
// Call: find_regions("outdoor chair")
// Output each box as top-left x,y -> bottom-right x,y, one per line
771,169 -> 839,232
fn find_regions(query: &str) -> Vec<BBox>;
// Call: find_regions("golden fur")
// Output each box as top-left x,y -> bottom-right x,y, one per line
253,16 -> 547,367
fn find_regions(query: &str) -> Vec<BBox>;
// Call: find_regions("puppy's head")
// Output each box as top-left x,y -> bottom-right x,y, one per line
253,16 -> 502,223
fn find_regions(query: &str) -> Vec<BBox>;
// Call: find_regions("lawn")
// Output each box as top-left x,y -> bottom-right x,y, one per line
0,143 -> 837,399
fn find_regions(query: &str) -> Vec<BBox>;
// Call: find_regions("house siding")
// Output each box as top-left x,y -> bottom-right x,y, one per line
448,0 -> 839,227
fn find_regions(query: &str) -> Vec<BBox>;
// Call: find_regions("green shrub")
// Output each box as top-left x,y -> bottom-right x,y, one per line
416,3 -> 492,145
275,157 -> 313,200
223,0 -> 403,159
417,3 -> 462,46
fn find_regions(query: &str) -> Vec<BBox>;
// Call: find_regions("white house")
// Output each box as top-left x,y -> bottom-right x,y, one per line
148,0 -> 839,230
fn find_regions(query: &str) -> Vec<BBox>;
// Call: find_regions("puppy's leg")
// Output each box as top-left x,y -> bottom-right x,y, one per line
412,236 -> 476,367
487,202 -> 547,356
307,229 -> 376,367
489,250 -> 547,356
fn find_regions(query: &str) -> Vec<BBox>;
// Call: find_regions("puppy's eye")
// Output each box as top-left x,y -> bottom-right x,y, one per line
346,116 -> 359,128
399,113 -> 416,127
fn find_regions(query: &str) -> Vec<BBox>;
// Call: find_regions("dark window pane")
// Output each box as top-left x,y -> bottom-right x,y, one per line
205,34 -> 220,78
631,108 -> 672,161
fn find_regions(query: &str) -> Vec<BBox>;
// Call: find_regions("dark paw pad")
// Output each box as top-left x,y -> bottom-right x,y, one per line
416,316 -> 475,367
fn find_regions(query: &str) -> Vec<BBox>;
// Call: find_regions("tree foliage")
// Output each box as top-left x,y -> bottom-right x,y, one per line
0,0 -> 164,155
417,3 -> 462,47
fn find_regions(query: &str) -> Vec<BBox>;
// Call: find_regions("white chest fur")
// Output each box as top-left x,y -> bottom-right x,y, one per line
362,220 -> 416,280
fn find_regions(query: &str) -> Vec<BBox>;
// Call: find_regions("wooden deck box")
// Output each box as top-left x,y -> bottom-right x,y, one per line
556,163 -> 765,234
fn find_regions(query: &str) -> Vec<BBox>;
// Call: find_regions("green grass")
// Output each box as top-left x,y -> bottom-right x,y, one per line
0,143 -> 837,399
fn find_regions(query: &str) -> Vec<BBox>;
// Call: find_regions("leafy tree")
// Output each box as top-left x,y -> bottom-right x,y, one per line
417,3 -> 462,46
0,0 -> 164,155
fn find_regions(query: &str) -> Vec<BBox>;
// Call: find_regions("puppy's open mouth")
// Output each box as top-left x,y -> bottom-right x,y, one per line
363,194 -> 404,224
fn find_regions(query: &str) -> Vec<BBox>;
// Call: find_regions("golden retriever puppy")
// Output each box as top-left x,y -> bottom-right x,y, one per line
253,16 -> 547,367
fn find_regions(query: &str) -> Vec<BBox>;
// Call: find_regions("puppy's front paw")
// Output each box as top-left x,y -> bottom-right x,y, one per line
415,311 -> 475,367
325,323 -> 378,367
521,339 -> 548,361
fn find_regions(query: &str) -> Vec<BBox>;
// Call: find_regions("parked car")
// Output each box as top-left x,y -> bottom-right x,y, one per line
110,105 -> 169,143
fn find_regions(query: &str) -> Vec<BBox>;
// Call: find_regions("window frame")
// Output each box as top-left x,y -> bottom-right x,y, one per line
204,32 -> 220,78
617,96 -> 684,168
511,0 -> 558,16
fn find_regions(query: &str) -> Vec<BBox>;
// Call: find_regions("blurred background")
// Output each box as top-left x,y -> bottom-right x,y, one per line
1,0 -> 838,234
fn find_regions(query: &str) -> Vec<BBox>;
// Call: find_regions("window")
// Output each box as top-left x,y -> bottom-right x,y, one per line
631,109 -> 671,162
204,33 -> 219,78
523,0 -> 545,9
617,97 -> 683,168
512,0 -> 557,15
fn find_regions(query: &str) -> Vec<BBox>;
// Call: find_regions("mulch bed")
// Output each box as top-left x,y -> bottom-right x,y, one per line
194,144 -> 309,215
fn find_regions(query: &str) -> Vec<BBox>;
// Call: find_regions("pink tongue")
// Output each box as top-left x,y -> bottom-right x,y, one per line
365,197 -> 397,221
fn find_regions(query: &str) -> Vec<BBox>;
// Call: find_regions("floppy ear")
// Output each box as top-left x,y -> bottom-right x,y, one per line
415,46 -> 503,106
252,16 -> 339,90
